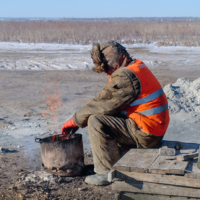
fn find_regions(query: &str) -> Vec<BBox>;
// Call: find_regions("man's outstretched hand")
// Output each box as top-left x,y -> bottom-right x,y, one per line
61,118 -> 79,134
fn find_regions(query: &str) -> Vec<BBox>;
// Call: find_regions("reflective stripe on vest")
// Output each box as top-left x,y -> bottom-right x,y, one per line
122,60 -> 170,136
130,88 -> 164,106
122,103 -> 168,117
139,103 -> 168,116
127,87 -> 168,116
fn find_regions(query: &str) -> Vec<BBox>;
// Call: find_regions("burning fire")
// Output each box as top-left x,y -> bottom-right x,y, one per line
50,134 -> 71,142
42,85 -> 62,134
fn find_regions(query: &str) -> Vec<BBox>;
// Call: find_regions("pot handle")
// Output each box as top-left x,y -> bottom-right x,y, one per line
35,138 -> 43,143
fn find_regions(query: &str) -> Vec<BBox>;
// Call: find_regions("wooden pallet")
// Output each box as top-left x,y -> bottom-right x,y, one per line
111,141 -> 200,199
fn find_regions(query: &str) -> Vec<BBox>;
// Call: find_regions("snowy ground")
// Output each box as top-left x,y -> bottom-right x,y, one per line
0,42 -> 200,150
1,42 -> 200,71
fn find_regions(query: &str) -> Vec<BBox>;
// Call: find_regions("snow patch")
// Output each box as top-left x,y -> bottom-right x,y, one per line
164,77 -> 200,114
124,43 -> 200,54
1,42 -> 200,71
0,42 -> 91,51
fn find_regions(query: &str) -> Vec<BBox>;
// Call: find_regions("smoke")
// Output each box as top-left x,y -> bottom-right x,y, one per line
22,138 -> 42,171
22,84 -> 63,171
42,84 -> 62,134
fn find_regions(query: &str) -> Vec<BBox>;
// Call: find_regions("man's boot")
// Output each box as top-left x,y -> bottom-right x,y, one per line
85,173 -> 110,186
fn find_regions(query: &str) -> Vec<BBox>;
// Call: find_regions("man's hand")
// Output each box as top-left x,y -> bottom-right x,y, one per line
61,118 -> 79,134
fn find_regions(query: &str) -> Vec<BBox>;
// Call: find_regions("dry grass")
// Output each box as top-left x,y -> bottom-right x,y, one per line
0,20 -> 200,46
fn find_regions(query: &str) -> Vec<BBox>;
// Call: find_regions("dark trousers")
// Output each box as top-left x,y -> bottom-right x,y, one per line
88,114 -> 163,174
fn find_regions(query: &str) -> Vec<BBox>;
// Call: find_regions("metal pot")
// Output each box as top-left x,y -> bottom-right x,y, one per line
35,133 -> 84,176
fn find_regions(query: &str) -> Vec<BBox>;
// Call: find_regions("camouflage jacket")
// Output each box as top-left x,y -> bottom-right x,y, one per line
73,67 -> 141,128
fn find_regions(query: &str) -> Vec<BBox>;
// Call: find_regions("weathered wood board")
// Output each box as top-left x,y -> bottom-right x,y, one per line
112,181 -> 200,198
115,170 -> 200,188
112,141 -> 200,198
113,148 -> 190,175
149,156 -> 189,175
113,149 -> 159,172
120,192 -> 200,200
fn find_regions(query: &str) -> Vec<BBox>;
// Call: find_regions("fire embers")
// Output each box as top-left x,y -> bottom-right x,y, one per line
36,133 -> 75,143
50,134 -> 71,142
47,129 -> 79,142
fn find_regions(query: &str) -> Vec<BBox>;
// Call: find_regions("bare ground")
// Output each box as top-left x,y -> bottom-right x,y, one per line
0,69 -> 199,200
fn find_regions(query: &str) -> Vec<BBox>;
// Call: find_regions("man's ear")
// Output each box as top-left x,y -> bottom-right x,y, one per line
120,57 -> 128,68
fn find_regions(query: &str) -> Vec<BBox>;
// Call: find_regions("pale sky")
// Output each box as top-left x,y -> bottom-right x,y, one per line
0,0 -> 200,18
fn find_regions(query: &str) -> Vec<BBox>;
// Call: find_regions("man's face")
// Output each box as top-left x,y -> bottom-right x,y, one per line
102,46 -> 119,75
106,64 -> 120,75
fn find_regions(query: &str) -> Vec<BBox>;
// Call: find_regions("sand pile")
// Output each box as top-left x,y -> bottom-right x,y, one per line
164,77 -> 200,114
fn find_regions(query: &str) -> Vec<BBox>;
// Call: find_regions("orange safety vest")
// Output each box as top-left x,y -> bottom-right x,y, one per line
122,60 -> 170,136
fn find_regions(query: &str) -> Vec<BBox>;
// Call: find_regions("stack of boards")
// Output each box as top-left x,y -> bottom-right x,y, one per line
111,141 -> 200,200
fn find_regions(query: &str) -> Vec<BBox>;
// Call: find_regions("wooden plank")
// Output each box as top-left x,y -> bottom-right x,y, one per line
113,149 -> 159,173
114,170 -> 200,188
149,155 -> 189,175
149,156 -> 172,175
112,181 -> 200,198
185,159 -> 200,179
120,192 -> 200,200
168,160 -> 189,175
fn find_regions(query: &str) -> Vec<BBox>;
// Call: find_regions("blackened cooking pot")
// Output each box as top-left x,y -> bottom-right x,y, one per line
35,133 -> 84,176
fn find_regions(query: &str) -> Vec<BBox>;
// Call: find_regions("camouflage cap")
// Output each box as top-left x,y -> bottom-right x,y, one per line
91,41 -> 132,73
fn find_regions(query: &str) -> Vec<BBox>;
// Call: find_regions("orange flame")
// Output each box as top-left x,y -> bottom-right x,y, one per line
42,85 -> 62,134
50,134 -> 71,142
